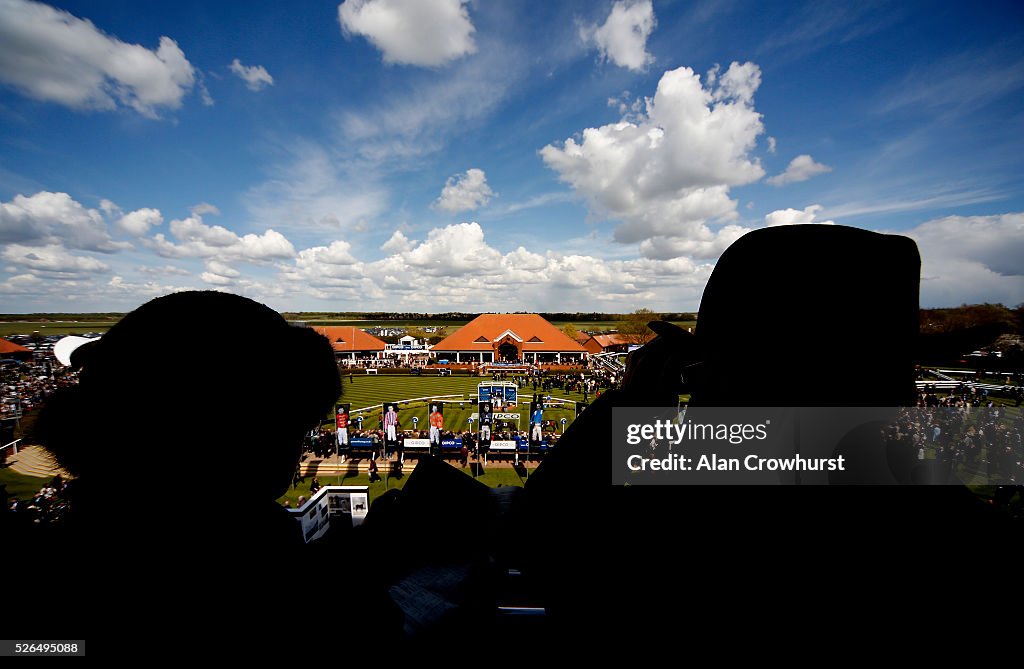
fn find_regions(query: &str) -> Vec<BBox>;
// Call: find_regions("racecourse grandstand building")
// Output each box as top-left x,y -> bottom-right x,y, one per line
431,314 -> 587,364
580,333 -> 632,355
313,326 -> 387,362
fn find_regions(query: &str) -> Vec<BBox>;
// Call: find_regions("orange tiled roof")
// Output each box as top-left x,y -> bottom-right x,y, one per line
312,326 -> 387,352
590,333 -> 630,347
581,333 -> 634,354
432,314 -> 587,352
0,338 -> 31,354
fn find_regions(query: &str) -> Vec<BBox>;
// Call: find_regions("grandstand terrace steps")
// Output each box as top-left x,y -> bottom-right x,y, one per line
299,458 -> 389,476
6,445 -> 71,478
298,455 -> 537,477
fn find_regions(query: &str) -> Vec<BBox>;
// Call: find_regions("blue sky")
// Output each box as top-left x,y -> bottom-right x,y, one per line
1,0 -> 1022,313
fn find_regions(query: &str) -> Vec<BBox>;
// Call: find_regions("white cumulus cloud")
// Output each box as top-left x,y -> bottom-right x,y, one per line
199,272 -> 234,286
229,58 -> 274,91
906,212 -> 1024,307
0,0 -> 196,118
204,260 -> 240,278
404,222 -> 502,275
138,264 -> 190,277
278,221 -> 715,311
107,275 -> 187,297
766,154 -> 832,186
0,191 -> 127,252
380,230 -> 413,253
117,208 -> 163,236
637,224 -> 750,260
435,168 -> 494,213
144,212 -> 296,262
295,240 -> 358,274
581,0 -> 657,72
764,204 -> 835,227
338,0 -> 476,67
541,62 -> 766,259
190,202 -> 221,216
2,243 -> 108,275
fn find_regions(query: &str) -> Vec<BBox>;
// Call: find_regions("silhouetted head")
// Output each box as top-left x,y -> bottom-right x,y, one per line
36,291 -> 340,506
690,224 -> 920,407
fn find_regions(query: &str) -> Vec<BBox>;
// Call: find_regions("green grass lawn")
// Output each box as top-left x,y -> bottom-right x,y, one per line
0,466 -> 56,500
0,321 -> 116,336
551,320 -> 696,332
336,374 -> 594,432
277,466 -> 528,507
283,374 -> 584,508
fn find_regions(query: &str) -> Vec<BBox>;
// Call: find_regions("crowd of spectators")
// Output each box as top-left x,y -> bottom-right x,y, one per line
887,384 -> 1024,482
1,359 -> 80,420
485,365 -> 618,396
333,356 -> 623,379
3,475 -> 73,526
2,354 -> 80,525
339,355 -> 425,369
528,371 -> 615,397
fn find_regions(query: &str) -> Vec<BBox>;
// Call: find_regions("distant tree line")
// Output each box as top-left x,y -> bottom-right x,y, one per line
917,303 -> 1024,366
919,303 -> 1022,335
279,312 -> 478,321
278,311 -> 698,321
0,313 -> 125,322
543,311 -> 697,322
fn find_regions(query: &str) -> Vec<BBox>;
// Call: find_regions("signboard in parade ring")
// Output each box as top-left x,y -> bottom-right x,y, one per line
440,437 -> 463,451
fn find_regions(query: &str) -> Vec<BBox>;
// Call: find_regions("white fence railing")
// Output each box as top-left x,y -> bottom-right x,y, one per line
1,438 -> 22,457
591,352 -> 625,372
349,394 -> 465,414
916,380 -> 1020,392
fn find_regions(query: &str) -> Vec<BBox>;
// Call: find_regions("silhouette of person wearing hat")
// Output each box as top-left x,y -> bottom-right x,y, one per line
28,291 -> 342,646
516,224 -> 1011,642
